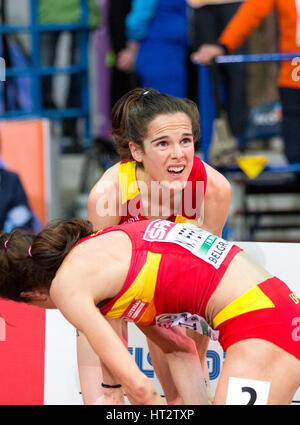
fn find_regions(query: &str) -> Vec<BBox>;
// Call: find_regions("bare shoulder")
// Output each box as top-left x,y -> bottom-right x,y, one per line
88,162 -> 121,200
202,161 -> 231,200
50,230 -> 131,307
50,243 -> 100,296
199,162 -> 232,236
88,162 -> 121,228
49,248 -> 105,332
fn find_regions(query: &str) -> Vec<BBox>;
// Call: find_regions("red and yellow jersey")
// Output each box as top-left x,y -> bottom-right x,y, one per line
79,219 -> 242,332
78,221 -> 300,358
118,156 -> 207,225
219,0 -> 300,88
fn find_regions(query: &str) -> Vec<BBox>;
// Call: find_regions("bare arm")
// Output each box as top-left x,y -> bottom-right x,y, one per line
99,318 -> 128,405
75,164 -> 125,404
77,318 -> 127,405
201,162 -> 232,237
87,162 -> 121,230
51,282 -> 163,405
138,325 -> 210,405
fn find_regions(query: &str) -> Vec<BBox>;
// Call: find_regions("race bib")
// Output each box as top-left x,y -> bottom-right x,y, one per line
156,312 -> 219,341
143,220 -> 233,269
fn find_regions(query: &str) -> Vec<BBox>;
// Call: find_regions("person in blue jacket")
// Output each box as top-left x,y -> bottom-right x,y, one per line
0,142 -> 35,233
117,0 -> 188,98
0,167 -> 34,232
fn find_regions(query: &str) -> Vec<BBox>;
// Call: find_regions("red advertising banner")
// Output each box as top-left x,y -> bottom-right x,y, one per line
0,119 -> 47,224
0,300 -> 45,405
0,119 -> 48,404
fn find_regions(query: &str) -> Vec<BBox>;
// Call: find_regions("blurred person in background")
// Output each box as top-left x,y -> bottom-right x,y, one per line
192,0 -> 300,166
108,0 -> 140,108
38,0 -> 100,152
116,0 -> 188,98
188,0 -> 248,143
0,140 -> 34,233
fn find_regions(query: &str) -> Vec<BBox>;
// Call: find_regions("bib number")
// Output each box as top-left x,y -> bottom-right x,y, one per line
156,312 -> 219,341
143,220 -> 233,269
226,377 -> 271,405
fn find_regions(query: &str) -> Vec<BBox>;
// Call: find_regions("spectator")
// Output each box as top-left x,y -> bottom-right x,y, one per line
38,0 -> 100,151
188,0 -> 248,141
117,0 -> 188,98
0,143 -> 34,232
192,0 -> 300,165
108,0 -> 140,108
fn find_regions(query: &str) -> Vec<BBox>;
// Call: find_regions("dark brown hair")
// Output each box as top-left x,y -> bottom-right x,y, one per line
111,87 -> 201,160
0,218 -> 93,303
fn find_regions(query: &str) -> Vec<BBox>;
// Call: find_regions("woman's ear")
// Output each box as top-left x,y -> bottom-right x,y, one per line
128,141 -> 143,163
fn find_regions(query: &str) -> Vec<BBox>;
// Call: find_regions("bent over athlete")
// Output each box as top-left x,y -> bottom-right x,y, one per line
0,218 -> 300,404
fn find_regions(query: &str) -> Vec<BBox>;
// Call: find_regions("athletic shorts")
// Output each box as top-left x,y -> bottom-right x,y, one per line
212,277 -> 300,361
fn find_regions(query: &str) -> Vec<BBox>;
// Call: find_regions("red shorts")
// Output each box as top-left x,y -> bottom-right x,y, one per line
213,277 -> 300,361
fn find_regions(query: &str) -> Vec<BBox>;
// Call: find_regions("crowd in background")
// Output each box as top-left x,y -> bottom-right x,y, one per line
96,0 -> 300,169
1,0 -> 300,233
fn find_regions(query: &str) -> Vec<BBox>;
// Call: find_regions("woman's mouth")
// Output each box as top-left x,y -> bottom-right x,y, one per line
167,166 -> 185,175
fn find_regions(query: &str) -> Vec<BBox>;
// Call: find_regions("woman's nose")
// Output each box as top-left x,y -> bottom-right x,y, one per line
170,143 -> 183,158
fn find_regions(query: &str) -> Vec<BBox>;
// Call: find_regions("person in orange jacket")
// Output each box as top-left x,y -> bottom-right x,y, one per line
187,0 -> 248,143
192,0 -> 300,165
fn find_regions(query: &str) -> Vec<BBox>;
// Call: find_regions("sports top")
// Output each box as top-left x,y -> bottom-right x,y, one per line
118,156 -> 207,225
77,219 -> 242,339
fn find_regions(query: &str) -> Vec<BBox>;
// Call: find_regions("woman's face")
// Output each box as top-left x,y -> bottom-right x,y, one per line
130,113 -> 195,189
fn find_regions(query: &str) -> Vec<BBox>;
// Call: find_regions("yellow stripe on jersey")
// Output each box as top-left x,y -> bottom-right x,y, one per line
212,285 -> 275,329
119,161 -> 140,204
175,216 -> 198,224
106,251 -> 162,323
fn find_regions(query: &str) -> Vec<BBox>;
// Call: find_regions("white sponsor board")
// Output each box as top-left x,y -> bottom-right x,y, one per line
43,242 -> 300,404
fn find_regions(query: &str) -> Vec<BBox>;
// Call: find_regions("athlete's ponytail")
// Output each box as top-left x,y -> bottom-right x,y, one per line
0,218 -> 93,303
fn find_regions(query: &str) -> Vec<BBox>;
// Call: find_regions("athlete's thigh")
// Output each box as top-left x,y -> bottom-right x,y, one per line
214,339 -> 300,405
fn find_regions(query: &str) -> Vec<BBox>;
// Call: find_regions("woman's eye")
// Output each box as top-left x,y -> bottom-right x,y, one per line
156,141 -> 167,148
181,138 -> 192,145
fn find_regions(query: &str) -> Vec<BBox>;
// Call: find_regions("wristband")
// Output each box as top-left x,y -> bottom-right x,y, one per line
101,383 -> 122,389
